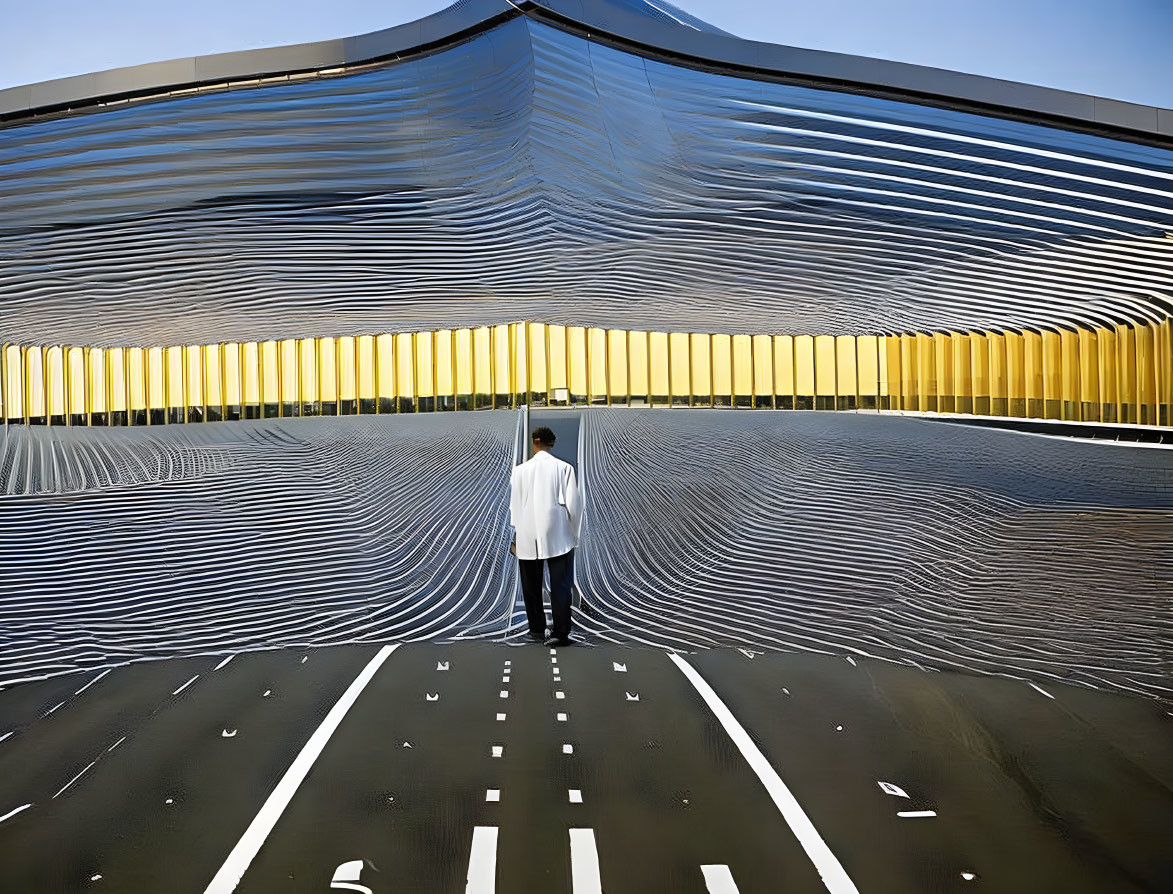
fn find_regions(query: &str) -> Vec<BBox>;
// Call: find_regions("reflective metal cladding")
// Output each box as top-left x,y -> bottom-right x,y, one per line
1,0 -> 1171,349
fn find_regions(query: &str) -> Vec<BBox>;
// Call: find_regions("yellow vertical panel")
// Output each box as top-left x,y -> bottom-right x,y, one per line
221,343 -> 240,410
669,332 -> 691,406
794,335 -> 815,409
393,333 -> 414,406
648,331 -> 670,405
1161,318 -> 1173,426
316,337 -> 336,405
1096,328 -> 1117,424
753,335 -> 774,408
856,336 -> 879,408
933,333 -> 953,413
1116,324 -> 1136,424
357,335 -> 376,404
690,333 -> 711,405
524,324 -> 545,401
1078,329 -> 1099,422
988,332 -> 1007,416
25,347 -> 45,419
566,327 -> 587,403
128,347 -> 147,412
335,336 -> 355,404
472,327 -> 492,403
1023,331 -> 1043,418
626,330 -> 648,403
512,325 -> 528,402
202,345 -> 222,414
492,326 -> 511,404
296,339 -> 316,410
731,334 -> 753,407
374,334 -> 394,407
605,329 -> 626,403
276,340 -> 295,408
835,335 -> 856,410
1058,329 -> 1079,421
0,344 -> 5,420
66,347 -> 86,416
773,335 -> 795,408
434,330 -> 453,407
1005,331 -> 1025,417
970,333 -> 989,415
104,347 -> 125,417
587,328 -> 607,404
45,346 -> 66,418
257,341 -> 277,407
1136,323 -> 1157,425
813,335 -> 836,410
238,343 -> 257,409
951,333 -> 971,414
145,347 -> 164,412
915,334 -> 934,412
883,336 -> 900,410
545,325 -> 566,400
1041,330 -> 1061,419
452,328 -> 471,408
898,334 -> 916,412
3,346 -> 23,420
415,331 -> 435,400
711,334 -> 732,406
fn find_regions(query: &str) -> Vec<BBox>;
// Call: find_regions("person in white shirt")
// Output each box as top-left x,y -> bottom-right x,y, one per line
509,426 -> 583,646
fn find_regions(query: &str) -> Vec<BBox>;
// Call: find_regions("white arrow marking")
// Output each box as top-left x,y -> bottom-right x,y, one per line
437,662 -> 450,671
612,662 -> 627,673
737,649 -> 762,660
625,692 -> 640,702
402,742 -> 413,748
426,693 -> 440,702
330,860 -> 373,894
877,782 -> 909,798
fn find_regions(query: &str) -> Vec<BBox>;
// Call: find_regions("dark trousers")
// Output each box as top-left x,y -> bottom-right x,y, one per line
519,550 -> 574,640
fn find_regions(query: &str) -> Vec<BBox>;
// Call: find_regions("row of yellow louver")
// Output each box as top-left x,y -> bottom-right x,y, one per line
2,320 -> 1170,426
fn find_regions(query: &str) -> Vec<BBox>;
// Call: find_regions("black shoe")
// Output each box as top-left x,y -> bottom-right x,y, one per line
544,636 -> 572,647
528,629 -> 547,642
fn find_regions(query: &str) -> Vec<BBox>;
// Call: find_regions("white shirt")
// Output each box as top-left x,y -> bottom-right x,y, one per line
509,450 -> 583,560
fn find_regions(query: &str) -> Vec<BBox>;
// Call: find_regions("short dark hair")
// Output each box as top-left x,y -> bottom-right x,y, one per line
532,426 -> 556,447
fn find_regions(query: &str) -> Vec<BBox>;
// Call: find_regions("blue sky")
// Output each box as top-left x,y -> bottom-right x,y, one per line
1,0 -> 1170,108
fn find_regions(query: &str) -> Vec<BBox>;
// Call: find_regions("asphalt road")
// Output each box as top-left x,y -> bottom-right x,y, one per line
1,642 -> 1171,893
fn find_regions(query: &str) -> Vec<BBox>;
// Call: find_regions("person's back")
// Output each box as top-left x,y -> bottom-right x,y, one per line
509,427 -> 582,645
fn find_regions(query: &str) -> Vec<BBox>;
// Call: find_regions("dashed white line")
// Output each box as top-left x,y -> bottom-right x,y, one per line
485,789 -> 501,803
53,761 -> 97,799
568,789 -> 583,804
46,701 -> 66,715
75,668 -> 112,695
203,644 -> 398,894
897,810 -> 937,818
465,826 -> 498,894
0,803 -> 32,825
172,675 -> 200,696
214,655 -> 235,672
1028,682 -> 1055,699
668,652 -> 860,894
0,731 -> 12,744
496,713 -> 507,721
701,864 -> 740,893
491,746 -> 504,758
555,691 -> 566,699
499,690 -> 509,699
563,744 -> 574,754
557,713 -> 569,722
107,736 -> 127,753
569,829 -> 603,894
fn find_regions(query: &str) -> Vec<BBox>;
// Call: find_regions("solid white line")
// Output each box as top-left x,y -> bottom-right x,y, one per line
569,828 -> 603,894
204,644 -> 398,894
1027,682 -> 1055,699
465,826 -> 498,894
53,760 -> 97,799
0,731 -> 12,744
214,655 -> 235,672
668,653 -> 860,894
701,864 -> 740,893
172,675 -> 200,696
0,803 -> 32,825
897,810 -> 937,818
75,668 -> 112,696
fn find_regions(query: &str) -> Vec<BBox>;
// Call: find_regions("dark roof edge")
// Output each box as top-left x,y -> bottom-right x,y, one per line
2,0 -> 1170,145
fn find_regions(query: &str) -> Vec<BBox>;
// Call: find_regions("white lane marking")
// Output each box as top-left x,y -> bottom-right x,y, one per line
107,736 -> 127,752
549,649 -> 557,655
203,644 -> 398,894
263,690 -> 272,698
504,661 -> 511,667
701,864 -> 740,893
557,713 -> 568,722
961,871 -> 977,880
612,662 -> 627,673
172,675 -> 200,696
75,668 -> 112,695
555,691 -> 566,700
496,713 -> 507,721
426,693 -> 440,702
845,657 -> 857,667
330,860 -> 373,894
0,803 -> 32,825
569,829 -> 602,894
90,874 -> 102,881
668,652 -> 860,894
551,657 -> 558,664
465,826 -> 498,894
625,692 -> 640,702
46,701 -> 66,715
485,789 -> 500,802
53,761 -> 97,798
214,655 -> 235,672
222,730 -> 238,738
499,690 -> 509,699
563,744 -> 574,754
1028,682 -> 1055,699
0,731 -> 12,744
568,789 -> 583,803
877,782 -> 909,798
897,810 -> 937,818
491,746 -> 504,758
501,676 -> 510,684
437,662 -> 450,671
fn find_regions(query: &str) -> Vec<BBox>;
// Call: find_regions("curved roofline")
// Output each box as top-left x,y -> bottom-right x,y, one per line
2,0 -> 1171,145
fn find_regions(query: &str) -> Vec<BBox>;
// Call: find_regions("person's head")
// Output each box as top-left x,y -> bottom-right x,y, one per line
532,426 -> 556,452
